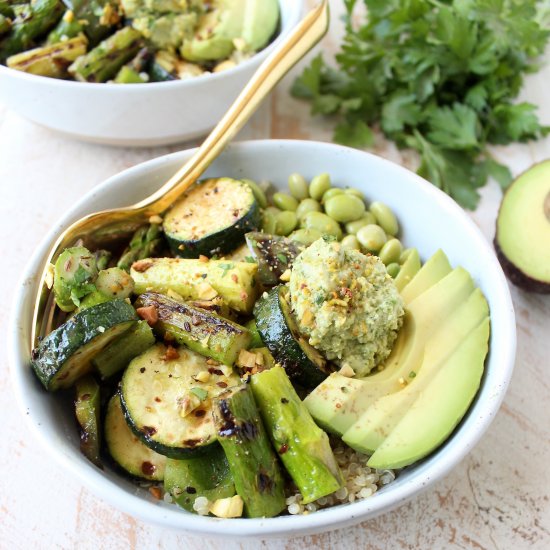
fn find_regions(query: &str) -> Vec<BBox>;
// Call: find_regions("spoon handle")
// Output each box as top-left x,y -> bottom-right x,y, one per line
134,0 -> 330,214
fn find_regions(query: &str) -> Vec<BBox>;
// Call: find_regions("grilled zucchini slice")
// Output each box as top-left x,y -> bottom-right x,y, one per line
163,178 -> 261,258
31,300 -> 138,391
105,394 -> 167,481
120,343 -> 240,458
254,286 -> 333,388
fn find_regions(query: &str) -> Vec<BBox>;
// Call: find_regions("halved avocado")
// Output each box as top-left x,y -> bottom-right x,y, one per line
494,160 -> 550,293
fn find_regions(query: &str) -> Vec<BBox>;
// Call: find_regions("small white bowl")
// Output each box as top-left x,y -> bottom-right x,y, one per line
0,1 -> 302,146
8,140 -> 516,538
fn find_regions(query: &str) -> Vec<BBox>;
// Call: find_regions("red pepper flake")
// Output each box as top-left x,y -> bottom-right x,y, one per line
154,397 -> 162,403
149,486 -> 162,500
132,260 -> 153,273
194,409 -> 206,418
216,381 -> 228,388
80,393 -> 91,401
231,274 -> 239,283
162,345 -> 179,361
136,305 -> 158,326
279,444 -> 289,455
208,367 -> 223,376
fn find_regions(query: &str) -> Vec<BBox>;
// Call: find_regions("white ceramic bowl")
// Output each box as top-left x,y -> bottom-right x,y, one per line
0,1 -> 302,146
9,140 -> 516,538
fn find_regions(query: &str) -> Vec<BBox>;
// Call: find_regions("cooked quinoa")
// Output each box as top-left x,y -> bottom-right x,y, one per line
289,237 -> 404,376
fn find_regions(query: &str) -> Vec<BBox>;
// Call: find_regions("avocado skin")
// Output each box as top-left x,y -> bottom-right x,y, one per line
493,159 -> 550,294
494,239 -> 550,294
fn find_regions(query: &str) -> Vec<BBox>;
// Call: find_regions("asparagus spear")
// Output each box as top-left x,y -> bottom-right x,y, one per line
250,366 -> 344,504
0,13 -> 11,35
46,10 -> 85,44
57,0 -> 120,47
7,34 -> 87,77
68,26 -> 142,82
114,47 -> 151,83
117,223 -> 163,271
74,375 -> 102,467
0,0 -> 64,61
213,384 -> 286,518
0,1 -> 14,18
114,65 -> 145,83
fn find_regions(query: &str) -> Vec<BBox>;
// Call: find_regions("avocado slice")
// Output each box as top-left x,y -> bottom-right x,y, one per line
394,248 -> 421,292
367,317 -> 490,470
342,289 -> 489,453
401,249 -> 452,305
181,0 -> 279,62
494,160 -> 550,293
304,263 -> 475,436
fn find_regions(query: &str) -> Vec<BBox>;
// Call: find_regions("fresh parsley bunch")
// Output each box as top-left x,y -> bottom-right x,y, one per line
292,0 -> 550,208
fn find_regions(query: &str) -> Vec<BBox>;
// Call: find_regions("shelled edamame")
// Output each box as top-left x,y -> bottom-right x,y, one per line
248,173 -> 417,279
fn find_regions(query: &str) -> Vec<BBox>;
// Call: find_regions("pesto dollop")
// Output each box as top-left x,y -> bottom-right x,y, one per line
289,237 -> 404,376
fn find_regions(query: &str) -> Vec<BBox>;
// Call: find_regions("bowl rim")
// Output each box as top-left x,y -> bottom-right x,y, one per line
0,0 -> 303,92
8,139 -> 516,538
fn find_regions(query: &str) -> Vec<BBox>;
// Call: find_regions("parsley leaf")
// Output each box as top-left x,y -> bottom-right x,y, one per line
292,0 -> 550,209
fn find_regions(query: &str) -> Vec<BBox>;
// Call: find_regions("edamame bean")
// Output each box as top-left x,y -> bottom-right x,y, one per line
309,173 -> 331,201
344,188 -> 365,200
356,224 -> 387,253
242,178 -> 267,208
321,188 -> 344,203
378,238 -> 403,265
399,248 -> 415,264
301,211 -> 343,240
386,262 -> 401,278
273,192 -> 298,212
262,207 -> 280,234
275,211 -> 298,236
341,235 -> 361,251
289,228 -> 323,246
288,173 -> 309,200
370,201 -> 399,236
296,198 -> 322,220
344,213 -> 376,235
324,194 -> 366,223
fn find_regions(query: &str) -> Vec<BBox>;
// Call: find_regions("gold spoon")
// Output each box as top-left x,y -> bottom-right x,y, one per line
31,0 -> 330,349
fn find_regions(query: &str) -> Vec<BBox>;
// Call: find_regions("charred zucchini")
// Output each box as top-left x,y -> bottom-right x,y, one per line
31,300 -> 138,391
105,394 -> 166,481
74,375 -> 101,467
254,286 -> 333,388
130,257 -> 259,314
245,232 -> 304,286
135,292 -> 251,366
163,178 -> 260,258
120,343 -> 240,458
164,445 -> 235,512
92,320 -> 155,380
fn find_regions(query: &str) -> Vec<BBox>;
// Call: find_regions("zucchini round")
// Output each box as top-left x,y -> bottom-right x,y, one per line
163,178 -> 261,258
31,300 -> 138,391
105,394 -> 167,481
254,286 -> 333,388
120,343 -> 240,458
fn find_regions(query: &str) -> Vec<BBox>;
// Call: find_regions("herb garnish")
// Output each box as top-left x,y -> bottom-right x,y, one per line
292,0 -> 550,209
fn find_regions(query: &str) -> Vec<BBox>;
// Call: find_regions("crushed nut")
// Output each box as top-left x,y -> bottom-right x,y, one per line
132,260 -> 153,273
136,305 -> 158,326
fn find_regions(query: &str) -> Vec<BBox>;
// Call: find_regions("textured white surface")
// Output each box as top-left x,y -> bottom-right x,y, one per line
1,1 -> 550,548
